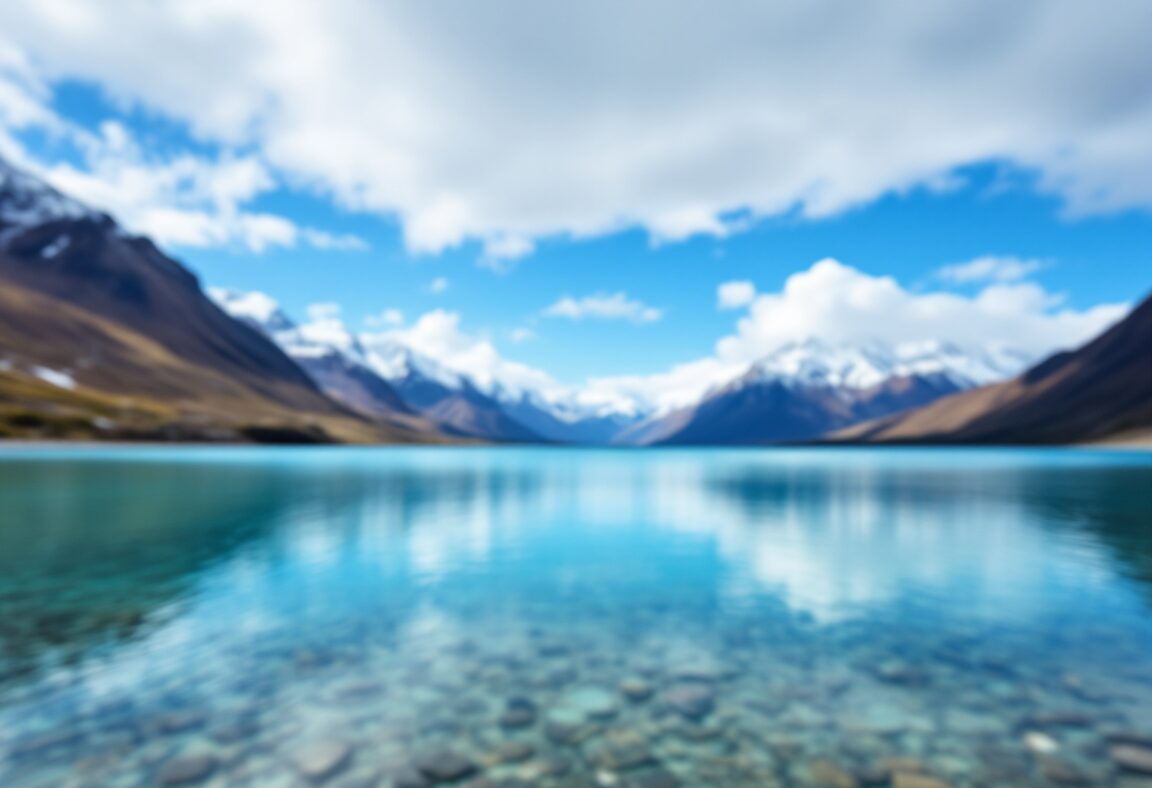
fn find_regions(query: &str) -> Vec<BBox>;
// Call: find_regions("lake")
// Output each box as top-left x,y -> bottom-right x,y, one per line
1,447 -> 1151,787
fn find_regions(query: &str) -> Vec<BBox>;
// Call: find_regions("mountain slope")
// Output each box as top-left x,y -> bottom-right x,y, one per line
0,157 -> 438,443
832,294 -> 1152,444
625,339 -> 1026,446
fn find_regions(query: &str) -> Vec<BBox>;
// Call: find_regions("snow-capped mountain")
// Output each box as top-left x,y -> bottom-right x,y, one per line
0,155 -> 396,443
213,284 -> 1034,446
0,159 -> 99,248
742,338 -> 1031,390
616,338 -> 1034,445
211,289 -> 547,442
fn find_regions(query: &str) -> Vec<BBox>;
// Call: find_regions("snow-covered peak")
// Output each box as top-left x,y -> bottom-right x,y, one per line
358,335 -> 464,389
744,337 -> 1032,391
0,157 -> 98,231
208,288 -> 296,333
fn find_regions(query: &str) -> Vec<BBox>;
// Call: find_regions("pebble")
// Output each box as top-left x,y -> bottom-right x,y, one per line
494,740 -> 535,763
891,774 -> 952,788
591,730 -> 655,771
1023,730 -> 1059,754
1036,755 -> 1092,785
1109,743 -> 1152,774
156,752 -> 218,785
661,684 -> 715,720
565,687 -> 619,720
625,767 -> 680,788
290,738 -> 353,782
155,709 -> 208,735
498,697 -> 538,729
414,748 -> 478,782
619,678 -> 654,702
807,758 -> 858,787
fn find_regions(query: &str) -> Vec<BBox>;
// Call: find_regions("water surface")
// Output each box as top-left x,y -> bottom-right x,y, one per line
1,447 -> 1151,787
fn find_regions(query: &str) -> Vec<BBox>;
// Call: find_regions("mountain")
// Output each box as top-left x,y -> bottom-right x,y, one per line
210,288 -> 413,419
620,339 -> 1030,445
0,156 -> 437,443
496,392 -> 639,444
831,295 -> 1152,444
213,290 -> 546,443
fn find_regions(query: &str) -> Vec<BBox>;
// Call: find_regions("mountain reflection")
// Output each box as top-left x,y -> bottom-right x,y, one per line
1,448 -> 1150,693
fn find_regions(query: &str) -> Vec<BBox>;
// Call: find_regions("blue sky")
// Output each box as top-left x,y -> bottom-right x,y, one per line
0,1 -> 1149,408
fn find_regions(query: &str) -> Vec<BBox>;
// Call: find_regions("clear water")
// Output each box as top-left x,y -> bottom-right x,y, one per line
1,447 -> 1151,787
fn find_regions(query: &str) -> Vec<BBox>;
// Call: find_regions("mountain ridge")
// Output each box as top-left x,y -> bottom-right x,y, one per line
830,294 -> 1152,444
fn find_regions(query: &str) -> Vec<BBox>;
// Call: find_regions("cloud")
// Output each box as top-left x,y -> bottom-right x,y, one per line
588,258 -> 1128,413
543,292 -> 662,323
428,276 -> 450,294
363,310 -> 560,396
1,1 -> 1149,254
0,85 -> 368,253
508,327 -> 535,343
937,255 -> 1047,284
717,280 -> 756,309
364,308 -> 405,327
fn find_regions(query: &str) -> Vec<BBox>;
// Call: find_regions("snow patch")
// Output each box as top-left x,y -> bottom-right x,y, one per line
32,366 -> 76,389
40,235 -> 70,258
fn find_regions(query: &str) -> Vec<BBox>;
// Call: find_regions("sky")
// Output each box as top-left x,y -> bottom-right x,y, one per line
0,0 -> 1149,411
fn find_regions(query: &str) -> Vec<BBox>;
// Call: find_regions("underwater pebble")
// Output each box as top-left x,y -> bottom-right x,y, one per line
565,686 -> 619,720
1109,743 -> 1152,774
156,752 -> 218,785
891,774 -> 952,788
290,738 -> 353,782
498,697 -> 537,728
619,678 -> 654,702
590,729 -> 655,771
493,740 -> 535,763
1023,730 -> 1059,754
806,758 -> 857,787
661,684 -> 715,720
414,748 -> 478,781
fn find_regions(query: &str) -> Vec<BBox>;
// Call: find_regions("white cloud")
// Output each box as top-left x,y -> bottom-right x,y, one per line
428,276 -> 450,294
588,258 -> 1128,413
364,310 -> 560,396
937,255 -> 1047,284
0,85 -> 368,254
1,1 -> 1149,254
717,280 -> 756,309
508,327 -> 535,343
365,308 -> 405,327
543,292 -> 662,323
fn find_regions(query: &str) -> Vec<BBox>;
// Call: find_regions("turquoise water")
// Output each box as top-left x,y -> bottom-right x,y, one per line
1,447 -> 1151,787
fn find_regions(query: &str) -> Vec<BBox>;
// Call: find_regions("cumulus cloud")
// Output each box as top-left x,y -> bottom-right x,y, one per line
1,1 -> 1149,254
937,255 -> 1048,284
543,292 -> 662,323
717,280 -> 756,309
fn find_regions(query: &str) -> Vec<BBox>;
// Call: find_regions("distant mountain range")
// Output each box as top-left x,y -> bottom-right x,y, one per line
832,293 -> 1152,445
618,339 -> 1031,445
2,154 -> 1146,445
